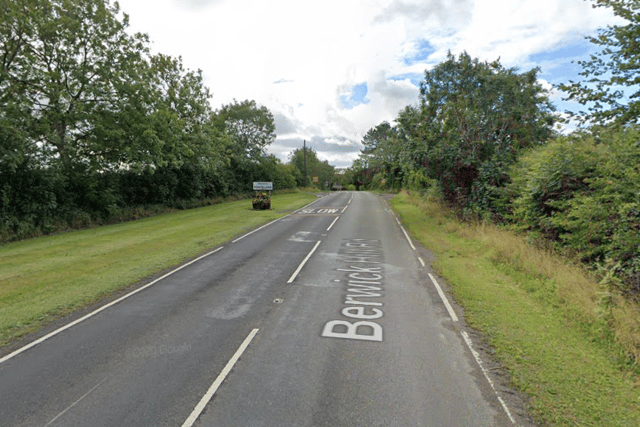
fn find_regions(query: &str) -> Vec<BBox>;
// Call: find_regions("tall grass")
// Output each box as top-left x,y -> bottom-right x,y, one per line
391,190 -> 640,426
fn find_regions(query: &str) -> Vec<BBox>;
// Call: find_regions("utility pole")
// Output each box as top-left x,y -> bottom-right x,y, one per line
303,139 -> 307,187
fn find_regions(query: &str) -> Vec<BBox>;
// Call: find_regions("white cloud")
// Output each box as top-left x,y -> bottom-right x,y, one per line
117,0 -> 622,167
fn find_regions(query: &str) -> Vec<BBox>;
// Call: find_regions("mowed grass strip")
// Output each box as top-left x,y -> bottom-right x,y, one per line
390,191 -> 640,426
0,192 -> 317,347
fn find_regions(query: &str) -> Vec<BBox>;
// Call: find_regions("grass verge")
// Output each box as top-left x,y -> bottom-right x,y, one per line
390,191 -> 640,426
0,191 -> 317,347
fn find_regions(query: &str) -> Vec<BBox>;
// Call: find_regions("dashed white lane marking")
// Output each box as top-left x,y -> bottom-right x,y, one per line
428,273 -> 459,322
461,331 -> 518,425
181,328 -> 259,427
287,240 -> 322,283
0,247 -> 225,365
327,216 -> 340,231
418,257 -> 426,267
341,196 -> 352,213
44,377 -> 108,427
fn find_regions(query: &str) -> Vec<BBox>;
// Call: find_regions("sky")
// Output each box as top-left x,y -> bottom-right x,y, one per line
115,0 -> 623,168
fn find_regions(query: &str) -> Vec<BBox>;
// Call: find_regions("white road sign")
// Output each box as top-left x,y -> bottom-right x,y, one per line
253,182 -> 273,191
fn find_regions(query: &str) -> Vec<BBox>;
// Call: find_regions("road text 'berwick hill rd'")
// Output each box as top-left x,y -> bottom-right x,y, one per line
322,239 -> 385,342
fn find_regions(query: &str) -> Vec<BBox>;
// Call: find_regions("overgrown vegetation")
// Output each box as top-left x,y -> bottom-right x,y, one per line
504,127 -> 640,294
391,191 -> 640,426
349,0 -> 640,363
352,51 -> 557,214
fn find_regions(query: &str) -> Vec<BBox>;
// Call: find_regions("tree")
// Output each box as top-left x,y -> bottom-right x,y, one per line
559,0 -> 640,127
0,0 -> 36,171
361,121 -> 393,155
288,147 -> 335,188
416,51 -> 556,213
143,53 -> 217,169
359,122 -> 404,189
215,99 -> 276,160
0,0 -> 151,169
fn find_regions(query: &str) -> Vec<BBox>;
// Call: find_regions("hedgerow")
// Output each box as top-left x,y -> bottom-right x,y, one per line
505,126 -> 640,293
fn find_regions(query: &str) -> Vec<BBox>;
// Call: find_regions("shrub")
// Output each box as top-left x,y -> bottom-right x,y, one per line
506,126 -> 640,292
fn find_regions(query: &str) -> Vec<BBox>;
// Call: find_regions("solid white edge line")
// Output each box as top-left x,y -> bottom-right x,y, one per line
287,240 -> 322,283
181,328 -> 259,427
0,247 -> 225,365
428,273 -> 459,322
327,216 -> 339,231
461,331 -> 518,425
232,217 -> 284,243
399,225 -> 416,251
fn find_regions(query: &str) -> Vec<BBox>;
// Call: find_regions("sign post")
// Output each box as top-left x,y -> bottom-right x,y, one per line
253,182 -> 273,191
252,182 -> 273,210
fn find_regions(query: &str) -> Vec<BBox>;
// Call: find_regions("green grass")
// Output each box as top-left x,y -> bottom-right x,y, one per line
390,191 -> 640,426
0,191 -> 317,347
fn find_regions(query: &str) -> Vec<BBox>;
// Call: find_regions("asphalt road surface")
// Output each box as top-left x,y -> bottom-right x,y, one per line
0,191 -> 528,426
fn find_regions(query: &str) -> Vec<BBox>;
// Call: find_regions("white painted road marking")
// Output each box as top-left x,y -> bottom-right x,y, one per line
0,247 -> 225,365
392,214 -> 416,250
322,239 -> 386,342
461,331 -> 518,425
418,257 -> 426,267
287,240 -> 322,283
297,207 -> 344,215
428,273 -> 459,322
181,328 -> 259,427
399,224 -> 416,250
342,195 -> 353,213
327,216 -> 339,231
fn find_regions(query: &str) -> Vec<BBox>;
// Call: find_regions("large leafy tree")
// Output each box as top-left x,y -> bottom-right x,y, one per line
0,0 -> 151,169
211,99 -> 277,191
0,0 -> 35,170
288,147 -> 335,188
144,53 -> 218,169
361,121 -> 394,155
559,0 -> 640,127
216,99 -> 276,160
416,51 -> 556,212
359,122 -> 404,189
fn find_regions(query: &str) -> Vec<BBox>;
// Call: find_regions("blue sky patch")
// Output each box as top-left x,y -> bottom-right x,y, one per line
530,40 -> 592,85
341,83 -> 370,109
403,39 -> 436,66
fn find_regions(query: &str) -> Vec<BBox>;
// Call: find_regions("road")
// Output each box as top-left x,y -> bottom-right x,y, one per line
0,191 -> 525,426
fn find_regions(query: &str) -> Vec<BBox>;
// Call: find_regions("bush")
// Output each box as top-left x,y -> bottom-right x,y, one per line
506,126 -> 640,292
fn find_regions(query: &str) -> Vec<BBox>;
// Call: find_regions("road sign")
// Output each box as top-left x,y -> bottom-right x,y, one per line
312,176 -> 319,183
253,182 -> 273,191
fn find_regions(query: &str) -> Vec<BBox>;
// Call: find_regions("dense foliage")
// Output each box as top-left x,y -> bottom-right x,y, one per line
505,127 -> 640,293
288,146 -> 335,189
355,52 -> 557,216
0,0 -> 297,242
350,0 -> 639,291
559,0 -> 640,127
